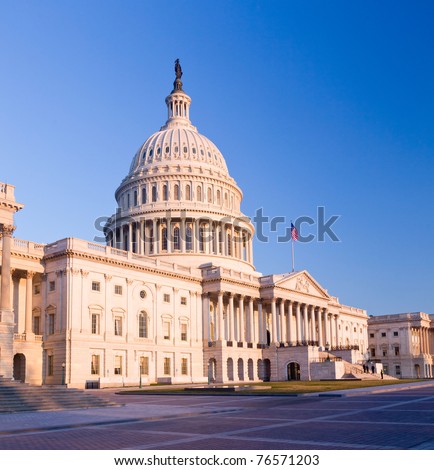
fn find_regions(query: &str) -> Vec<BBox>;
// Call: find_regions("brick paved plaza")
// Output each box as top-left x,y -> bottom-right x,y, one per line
0,382 -> 434,450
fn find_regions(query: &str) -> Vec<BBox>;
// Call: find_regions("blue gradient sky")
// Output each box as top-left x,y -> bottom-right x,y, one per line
1,1 -> 433,315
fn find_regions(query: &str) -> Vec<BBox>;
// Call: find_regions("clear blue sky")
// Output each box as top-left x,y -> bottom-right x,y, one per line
1,1 -> 433,315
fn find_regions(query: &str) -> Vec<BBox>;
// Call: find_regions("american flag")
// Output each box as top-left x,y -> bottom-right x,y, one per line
291,223 -> 298,241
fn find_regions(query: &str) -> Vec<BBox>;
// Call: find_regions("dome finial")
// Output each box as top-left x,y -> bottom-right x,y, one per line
173,58 -> 183,92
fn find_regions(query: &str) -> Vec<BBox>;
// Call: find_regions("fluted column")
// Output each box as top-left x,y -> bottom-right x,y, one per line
202,294 -> 210,341
239,296 -> 245,343
335,314 -> 339,347
230,224 -> 235,257
0,224 -> 14,312
0,224 -> 15,379
310,305 -> 316,344
295,302 -> 301,344
248,297 -> 254,343
303,304 -> 309,343
180,217 -> 186,253
128,222 -> 133,252
324,309 -> 329,347
228,294 -> 235,341
217,291 -> 224,341
279,301 -> 285,343
317,308 -> 323,348
258,300 -> 263,344
25,271 -> 34,336
286,300 -> 292,344
329,313 -> 334,348
271,298 -> 278,343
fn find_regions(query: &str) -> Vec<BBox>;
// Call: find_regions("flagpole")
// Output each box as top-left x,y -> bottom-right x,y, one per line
291,237 -> 295,272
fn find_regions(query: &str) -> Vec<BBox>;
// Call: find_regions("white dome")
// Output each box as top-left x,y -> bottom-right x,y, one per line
128,126 -> 229,176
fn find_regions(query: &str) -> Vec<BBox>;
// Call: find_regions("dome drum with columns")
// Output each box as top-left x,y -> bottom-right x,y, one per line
105,63 -> 255,272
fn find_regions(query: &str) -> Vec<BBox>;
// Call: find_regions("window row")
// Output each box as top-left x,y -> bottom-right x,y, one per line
121,183 -> 236,209
90,355 -> 189,376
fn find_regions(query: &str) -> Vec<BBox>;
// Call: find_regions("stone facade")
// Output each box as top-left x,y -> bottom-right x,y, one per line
0,66 -> 370,387
367,313 -> 434,378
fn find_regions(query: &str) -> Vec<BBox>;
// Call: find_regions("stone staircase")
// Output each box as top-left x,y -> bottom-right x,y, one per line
342,361 -> 395,381
0,381 -> 119,413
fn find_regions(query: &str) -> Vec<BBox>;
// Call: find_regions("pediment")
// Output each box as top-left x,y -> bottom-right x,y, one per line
274,270 -> 330,299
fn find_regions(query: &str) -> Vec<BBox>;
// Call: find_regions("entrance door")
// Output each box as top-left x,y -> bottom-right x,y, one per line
13,354 -> 26,382
287,361 -> 300,381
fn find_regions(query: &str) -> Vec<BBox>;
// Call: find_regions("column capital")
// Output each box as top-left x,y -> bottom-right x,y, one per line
25,271 -> 35,279
0,224 -> 16,237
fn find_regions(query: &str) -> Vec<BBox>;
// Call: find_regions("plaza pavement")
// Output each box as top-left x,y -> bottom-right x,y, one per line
0,380 -> 434,450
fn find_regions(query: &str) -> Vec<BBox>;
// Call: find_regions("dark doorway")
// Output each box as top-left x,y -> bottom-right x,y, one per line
263,359 -> 271,382
287,361 -> 300,380
13,353 -> 26,382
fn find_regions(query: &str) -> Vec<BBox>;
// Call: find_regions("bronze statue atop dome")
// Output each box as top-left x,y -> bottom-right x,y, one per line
172,58 -> 184,92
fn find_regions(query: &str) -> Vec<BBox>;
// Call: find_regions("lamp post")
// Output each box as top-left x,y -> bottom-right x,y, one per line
139,361 -> 142,389
61,362 -> 66,386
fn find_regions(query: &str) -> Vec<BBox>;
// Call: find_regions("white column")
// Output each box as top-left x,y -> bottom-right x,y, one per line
271,298 -> 278,344
230,224 -> 235,257
295,302 -> 301,344
128,223 -> 133,252
218,292 -> 224,341
229,294 -> 235,342
239,296 -> 245,343
335,314 -> 339,347
248,297 -> 254,343
279,301 -> 285,343
286,300 -> 292,344
180,217 -> 186,253
202,294 -> 210,342
317,307 -> 323,348
258,301 -> 263,344
303,304 -> 309,343
310,305 -> 316,344
25,271 -> 34,335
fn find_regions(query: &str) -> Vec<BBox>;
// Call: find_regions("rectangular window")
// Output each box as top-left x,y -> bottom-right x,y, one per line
382,349 -> 387,357
33,316 -> 40,335
47,355 -> 54,376
33,284 -> 41,295
91,355 -> 100,375
139,314 -> 148,338
140,357 -> 149,376
49,281 -> 56,292
163,357 -> 171,375
114,316 -> 122,336
163,293 -> 170,303
181,358 -> 188,375
394,346 -> 400,356
370,348 -> 375,357
381,332 -> 386,337
163,321 -> 170,340
114,285 -> 123,295
181,323 -> 187,341
395,365 -> 401,376
91,314 -> 100,335
393,331 -> 399,337
92,281 -> 101,292
114,355 -> 122,375
134,190 -> 138,206
369,333 -> 374,338
180,296 -> 187,306
48,314 -> 55,335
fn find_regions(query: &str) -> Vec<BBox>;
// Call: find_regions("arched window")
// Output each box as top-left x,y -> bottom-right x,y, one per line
142,186 -> 147,204
197,186 -> 202,202
162,227 -> 168,251
152,185 -> 157,202
216,190 -> 221,205
207,188 -> 212,202
173,226 -> 180,250
227,233 -> 232,256
149,227 -> 154,254
224,192 -> 228,207
133,190 -> 138,206
174,184 -> 180,200
186,185 -> 191,201
138,312 -> 148,338
186,225 -> 193,251
163,184 -> 168,201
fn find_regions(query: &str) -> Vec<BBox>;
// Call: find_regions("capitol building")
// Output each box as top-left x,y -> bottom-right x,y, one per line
0,63 -> 372,388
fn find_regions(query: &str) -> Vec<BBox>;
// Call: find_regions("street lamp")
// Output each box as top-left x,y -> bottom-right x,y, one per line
139,361 -> 142,389
61,362 -> 66,386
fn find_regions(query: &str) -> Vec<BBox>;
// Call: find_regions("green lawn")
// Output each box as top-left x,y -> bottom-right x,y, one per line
117,379 -> 425,395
